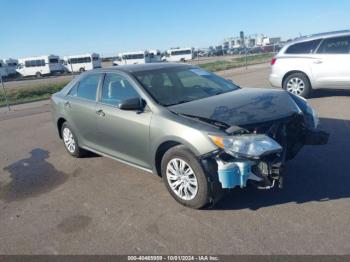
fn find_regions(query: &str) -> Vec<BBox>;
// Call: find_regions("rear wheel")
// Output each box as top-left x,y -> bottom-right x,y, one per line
61,122 -> 85,157
283,72 -> 311,98
79,68 -> 85,73
35,72 -> 42,78
161,145 -> 210,209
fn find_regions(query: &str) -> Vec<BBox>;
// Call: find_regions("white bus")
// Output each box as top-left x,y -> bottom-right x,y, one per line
16,55 -> 64,77
3,58 -> 18,76
0,60 -> 9,78
148,49 -> 162,62
63,53 -> 101,73
113,51 -> 150,66
163,48 -> 193,62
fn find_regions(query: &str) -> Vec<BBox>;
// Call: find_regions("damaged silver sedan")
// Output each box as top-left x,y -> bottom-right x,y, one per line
51,63 -> 329,209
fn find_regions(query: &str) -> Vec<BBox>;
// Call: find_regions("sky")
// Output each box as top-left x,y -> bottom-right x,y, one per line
1,0 -> 350,58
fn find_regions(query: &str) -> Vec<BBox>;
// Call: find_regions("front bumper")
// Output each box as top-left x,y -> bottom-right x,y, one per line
201,127 -> 330,193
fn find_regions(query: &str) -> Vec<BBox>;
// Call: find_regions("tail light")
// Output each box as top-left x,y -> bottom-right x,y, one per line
271,57 -> 277,66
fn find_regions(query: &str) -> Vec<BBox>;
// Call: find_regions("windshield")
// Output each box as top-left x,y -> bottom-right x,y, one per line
134,67 -> 239,106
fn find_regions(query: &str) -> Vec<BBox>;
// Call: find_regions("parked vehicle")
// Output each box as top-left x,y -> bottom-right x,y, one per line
3,58 -> 18,76
63,53 -> 101,73
16,55 -> 65,77
113,51 -> 151,66
148,50 -> 162,62
51,63 -> 329,208
0,60 -> 9,78
163,48 -> 193,62
269,30 -> 350,97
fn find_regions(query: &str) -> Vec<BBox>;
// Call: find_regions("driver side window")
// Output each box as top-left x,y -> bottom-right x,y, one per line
101,73 -> 139,106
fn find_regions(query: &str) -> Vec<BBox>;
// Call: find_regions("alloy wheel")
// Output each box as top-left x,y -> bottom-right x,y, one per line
63,127 -> 76,153
286,77 -> 305,95
166,158 -> 198,201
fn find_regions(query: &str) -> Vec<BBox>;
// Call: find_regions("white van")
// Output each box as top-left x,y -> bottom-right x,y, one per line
113,51 -> 150,66
163,48 -> 193,62
0,60 -> 9,78
149,50 -> 162,62
3,58 -> 18,76
17,55 -> 64,77
63,53 -> 101,73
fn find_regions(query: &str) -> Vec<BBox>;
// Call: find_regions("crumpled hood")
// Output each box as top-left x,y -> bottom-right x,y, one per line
168,88 -> 302,127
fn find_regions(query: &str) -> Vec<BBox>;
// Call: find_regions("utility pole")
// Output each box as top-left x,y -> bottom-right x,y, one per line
0,75 -> 11,111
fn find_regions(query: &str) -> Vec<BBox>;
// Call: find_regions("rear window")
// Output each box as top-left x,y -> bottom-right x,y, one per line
49,58 -> 59,63
76,74 -> 101,101
317,36 -> 350,54
285,39 -> 321,54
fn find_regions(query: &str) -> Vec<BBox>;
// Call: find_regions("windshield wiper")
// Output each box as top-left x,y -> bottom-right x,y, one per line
172,112 -> 230,130
166,100 -> 191,106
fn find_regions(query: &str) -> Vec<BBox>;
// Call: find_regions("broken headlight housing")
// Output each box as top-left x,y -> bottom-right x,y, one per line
208,134 -> 282,159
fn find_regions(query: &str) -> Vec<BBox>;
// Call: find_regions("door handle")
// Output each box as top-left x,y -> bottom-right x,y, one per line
313,60 -> 323,64
64,101 -> 71,108
96,109 -> 105,117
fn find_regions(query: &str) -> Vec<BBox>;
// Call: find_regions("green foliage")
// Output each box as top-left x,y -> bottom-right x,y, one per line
199,53 -> 274,72
0,81 -> 68,106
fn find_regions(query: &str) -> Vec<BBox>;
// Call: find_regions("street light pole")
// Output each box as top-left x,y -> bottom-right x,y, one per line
0,75 -> 11,111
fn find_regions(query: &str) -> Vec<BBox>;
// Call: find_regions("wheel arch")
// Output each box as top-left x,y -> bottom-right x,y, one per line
282,70 -> 312,88
154,141 -> 182,177
57,117 -> 67,139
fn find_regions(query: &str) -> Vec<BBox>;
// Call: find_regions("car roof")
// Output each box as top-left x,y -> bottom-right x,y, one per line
92,63 -> 193,74
286,30 -> 350,46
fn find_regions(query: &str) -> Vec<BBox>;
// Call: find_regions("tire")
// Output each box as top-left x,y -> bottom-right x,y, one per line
36,72 -> 42,78
161,145 -> 210,209
79,68 -> 85,73
180,58 -> 186,62
61,122 -> 85,157
283,72 -> 311,98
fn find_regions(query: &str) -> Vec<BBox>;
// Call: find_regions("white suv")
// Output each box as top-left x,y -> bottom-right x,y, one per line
269,31 -> 350,97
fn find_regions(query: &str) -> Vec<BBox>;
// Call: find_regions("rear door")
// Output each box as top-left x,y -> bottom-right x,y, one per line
95,72 -> 152,169
312,36 -> 350,88
64,73 -> 103,148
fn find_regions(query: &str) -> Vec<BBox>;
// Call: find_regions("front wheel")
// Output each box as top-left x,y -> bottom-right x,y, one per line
283,72 -> 311,98
161,145 -> 210,209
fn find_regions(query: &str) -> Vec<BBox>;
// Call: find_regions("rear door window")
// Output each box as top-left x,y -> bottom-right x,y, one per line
317,36 -> 350,54
285,39 -> 321,54
76,74 -> 101,101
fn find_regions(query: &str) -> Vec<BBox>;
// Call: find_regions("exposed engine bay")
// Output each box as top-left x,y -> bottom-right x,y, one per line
200,113 -> 329,195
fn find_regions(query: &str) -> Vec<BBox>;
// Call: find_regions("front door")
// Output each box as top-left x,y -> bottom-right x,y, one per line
95,72 -> 152,169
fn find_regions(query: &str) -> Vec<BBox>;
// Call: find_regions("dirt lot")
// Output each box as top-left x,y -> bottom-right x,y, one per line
0,64 -> 349,254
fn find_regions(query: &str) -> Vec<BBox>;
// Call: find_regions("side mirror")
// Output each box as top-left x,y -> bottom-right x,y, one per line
118,97 -> 145,111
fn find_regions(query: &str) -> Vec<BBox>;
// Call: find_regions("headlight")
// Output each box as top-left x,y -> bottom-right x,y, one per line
208,134 -> 282,159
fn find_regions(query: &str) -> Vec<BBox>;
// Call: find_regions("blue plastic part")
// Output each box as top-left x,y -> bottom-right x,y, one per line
217,161 -> 251,189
